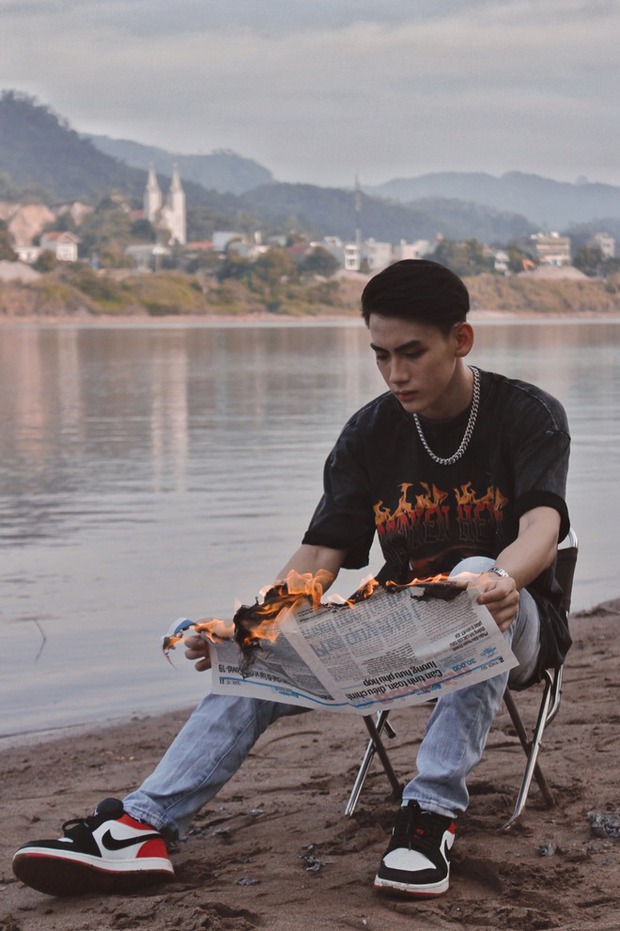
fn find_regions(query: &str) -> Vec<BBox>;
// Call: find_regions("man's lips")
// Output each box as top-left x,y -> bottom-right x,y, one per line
395,390 -> 418,402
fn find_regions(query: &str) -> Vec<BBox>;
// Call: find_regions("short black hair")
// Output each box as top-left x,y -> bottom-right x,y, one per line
361,259 -> 470,334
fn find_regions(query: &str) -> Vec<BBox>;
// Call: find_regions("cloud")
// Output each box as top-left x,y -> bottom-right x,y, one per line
2,0 -> 619,186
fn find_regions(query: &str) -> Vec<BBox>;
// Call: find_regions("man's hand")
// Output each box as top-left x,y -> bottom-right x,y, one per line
468,506 -> 561,632
471,572 -> 520,632
184,634 -> 212,672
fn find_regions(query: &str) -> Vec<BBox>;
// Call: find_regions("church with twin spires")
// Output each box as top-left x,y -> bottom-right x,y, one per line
143,165 -> 187,245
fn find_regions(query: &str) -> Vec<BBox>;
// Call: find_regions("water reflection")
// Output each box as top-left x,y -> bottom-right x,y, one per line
1,318 -> 619,736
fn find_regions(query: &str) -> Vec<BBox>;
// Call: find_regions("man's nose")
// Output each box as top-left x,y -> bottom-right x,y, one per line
389,357 -> 408,383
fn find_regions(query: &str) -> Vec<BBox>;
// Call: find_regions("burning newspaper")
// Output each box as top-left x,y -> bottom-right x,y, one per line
163,571 -> 518,714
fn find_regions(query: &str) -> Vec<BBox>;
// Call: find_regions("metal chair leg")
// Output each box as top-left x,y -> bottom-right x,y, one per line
345,668 -> 565,830
499,669 -> 563,832
344,711 -> 401,816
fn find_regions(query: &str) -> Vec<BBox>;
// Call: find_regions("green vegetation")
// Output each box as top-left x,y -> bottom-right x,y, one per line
76,199 -> 136,266
0,261 -> 360,318
0,220 -> 17,260
0,277 -> 98,316
1,265 -> 619,320
433,238 -> 489,277
0,90 -> 143,203
0,171 -> 51,204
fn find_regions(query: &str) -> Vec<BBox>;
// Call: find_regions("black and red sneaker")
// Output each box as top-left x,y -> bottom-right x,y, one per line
374,800 -> 456,897
12,798 -> 174,896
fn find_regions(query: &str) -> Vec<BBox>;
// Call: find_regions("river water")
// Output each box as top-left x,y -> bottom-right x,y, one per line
1,318 -> 618,739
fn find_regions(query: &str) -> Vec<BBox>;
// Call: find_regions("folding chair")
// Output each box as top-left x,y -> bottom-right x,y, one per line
344,529 -> 579,832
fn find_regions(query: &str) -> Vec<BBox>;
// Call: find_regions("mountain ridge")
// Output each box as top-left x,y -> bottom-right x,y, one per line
367,171 -> 620,229
85,134 -> 273,196
2,90 -> 619,245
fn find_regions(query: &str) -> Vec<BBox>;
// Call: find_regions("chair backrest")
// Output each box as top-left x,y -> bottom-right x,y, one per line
555,528 -> 578,615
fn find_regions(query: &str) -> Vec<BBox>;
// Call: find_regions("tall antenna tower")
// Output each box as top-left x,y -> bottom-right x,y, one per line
354,175 -> 362,269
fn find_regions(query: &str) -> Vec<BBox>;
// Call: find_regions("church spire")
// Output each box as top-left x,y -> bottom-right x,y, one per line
144,164 -> 162,223
164,165 -> 187,245
169,163 -> 183,192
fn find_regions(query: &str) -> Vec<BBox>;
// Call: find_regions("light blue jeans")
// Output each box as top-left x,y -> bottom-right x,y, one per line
124,557 -> 540,838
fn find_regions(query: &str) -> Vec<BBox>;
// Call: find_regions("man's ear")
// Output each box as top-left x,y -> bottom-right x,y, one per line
454,322 -> 474,357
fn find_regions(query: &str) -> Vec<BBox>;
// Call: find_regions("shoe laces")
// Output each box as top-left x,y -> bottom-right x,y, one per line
390,801 -> 448,857
59,813 -> 101,844
61,799 -> 124,839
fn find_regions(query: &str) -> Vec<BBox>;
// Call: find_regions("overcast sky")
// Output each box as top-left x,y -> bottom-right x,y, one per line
2,0 -> 619,188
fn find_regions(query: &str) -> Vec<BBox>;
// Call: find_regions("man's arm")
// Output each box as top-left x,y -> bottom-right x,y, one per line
474,506 -> 561,632
185,544 -> 348,670
276,543 -> 348,586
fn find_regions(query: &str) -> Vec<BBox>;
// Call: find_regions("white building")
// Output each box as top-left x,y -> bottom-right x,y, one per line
393,239 -> 433,261
212,231 -> 243,252
143,165 -> 187,246
344,242 -> 361,271
325,237 -> 436,273
340,239 -> 394,272
531,232 -> 571,267
364,239 -> 393,272
39,231 -> 80,262
493,249 -> 510,274
15,245 -> 42,264
125,243 -> 172,270
591,232 -> 615,259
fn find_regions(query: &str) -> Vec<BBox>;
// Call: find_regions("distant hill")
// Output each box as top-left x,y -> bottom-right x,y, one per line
0,91 -> 242,216
368,171 -> 620,229
239,183 -> 533,243
0,90 -> 145,203
86,135 -> 274,196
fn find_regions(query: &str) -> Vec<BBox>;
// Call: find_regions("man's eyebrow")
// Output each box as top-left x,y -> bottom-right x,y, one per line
369,339 -> 423,354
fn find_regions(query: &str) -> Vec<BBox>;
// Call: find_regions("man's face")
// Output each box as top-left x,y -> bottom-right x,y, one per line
368,314 -> 471,421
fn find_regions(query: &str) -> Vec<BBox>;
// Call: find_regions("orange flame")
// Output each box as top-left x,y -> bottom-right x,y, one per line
163,568 -> 474,663
162,615 -> 234,658
162,569 -> 335,660
233,568 -> 334,652
385,571 -> 473,599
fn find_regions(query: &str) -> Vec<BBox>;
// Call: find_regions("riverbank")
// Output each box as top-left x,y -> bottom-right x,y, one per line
2,601 -> 619,931
1,269 -> 620,321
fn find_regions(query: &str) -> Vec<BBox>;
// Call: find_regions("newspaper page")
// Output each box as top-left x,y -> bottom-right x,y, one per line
207,585 -> 518,714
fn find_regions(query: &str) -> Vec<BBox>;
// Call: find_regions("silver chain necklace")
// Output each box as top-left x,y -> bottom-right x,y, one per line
412,366 -> 480,466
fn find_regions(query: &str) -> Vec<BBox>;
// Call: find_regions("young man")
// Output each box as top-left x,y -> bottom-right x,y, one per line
13,260 -> 571,899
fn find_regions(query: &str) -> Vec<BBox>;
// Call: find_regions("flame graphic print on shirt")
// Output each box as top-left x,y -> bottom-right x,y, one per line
374,481 -> 509,578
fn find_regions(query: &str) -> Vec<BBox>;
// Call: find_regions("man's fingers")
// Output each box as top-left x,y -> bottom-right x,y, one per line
183,634 -> 212,670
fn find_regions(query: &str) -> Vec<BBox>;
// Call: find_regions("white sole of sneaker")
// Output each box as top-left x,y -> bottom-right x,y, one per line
373,873 -> 450,897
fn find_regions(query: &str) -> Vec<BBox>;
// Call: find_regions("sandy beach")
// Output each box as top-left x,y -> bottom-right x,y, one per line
1,601 -> 619,931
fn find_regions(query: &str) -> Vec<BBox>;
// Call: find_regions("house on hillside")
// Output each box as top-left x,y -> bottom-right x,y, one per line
364,239 -> 393,271
39,231 -> 80,262
394,239 -> 434,261
125,243 -> 172,270
591,232 -> 615,259
530,232 -> 571,267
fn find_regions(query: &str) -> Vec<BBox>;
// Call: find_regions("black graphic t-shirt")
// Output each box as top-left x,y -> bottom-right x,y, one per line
302,369 -> 571,677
